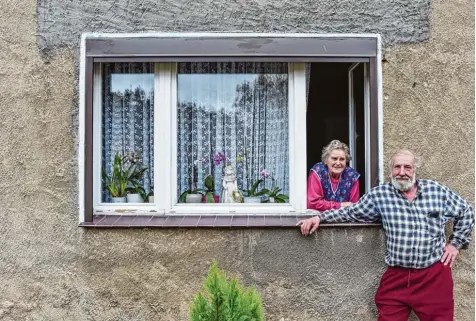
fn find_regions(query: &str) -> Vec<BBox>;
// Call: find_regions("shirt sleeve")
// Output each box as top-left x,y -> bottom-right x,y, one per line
349,180 -> 360,203
443,186 -> 475,249
307,172 -> 341,211
318,189 -> 380,223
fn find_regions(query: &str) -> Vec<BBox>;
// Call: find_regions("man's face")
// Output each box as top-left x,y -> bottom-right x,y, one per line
391,154 -> 416,191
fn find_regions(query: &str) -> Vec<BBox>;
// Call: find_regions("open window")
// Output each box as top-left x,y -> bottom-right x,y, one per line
79,34 -> 382,223
306,62 -> 372,195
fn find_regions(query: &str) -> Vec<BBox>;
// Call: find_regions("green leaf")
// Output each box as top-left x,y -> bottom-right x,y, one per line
204,175 -> 215,192
179,190 -> 190,203
248,179 -> 263,197
205,192 -> 215,203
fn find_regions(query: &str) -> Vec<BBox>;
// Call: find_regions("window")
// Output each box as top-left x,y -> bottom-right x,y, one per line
176,62 -> 290,204
79,34 -> 382,223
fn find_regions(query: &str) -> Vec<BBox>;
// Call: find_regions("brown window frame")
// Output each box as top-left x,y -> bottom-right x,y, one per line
80,34 -> 381,226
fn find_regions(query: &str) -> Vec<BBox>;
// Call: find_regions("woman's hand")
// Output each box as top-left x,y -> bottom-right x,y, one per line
341,202 -> 353,207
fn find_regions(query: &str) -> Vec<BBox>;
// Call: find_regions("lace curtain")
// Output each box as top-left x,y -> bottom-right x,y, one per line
177,62 -> 289,200
101,63 -> 154,202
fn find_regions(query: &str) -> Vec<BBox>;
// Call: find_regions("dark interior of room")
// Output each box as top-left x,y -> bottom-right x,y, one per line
306,62 -> 366,195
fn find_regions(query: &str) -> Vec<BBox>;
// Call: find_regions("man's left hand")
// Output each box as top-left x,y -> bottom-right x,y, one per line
441,244 -> 459,268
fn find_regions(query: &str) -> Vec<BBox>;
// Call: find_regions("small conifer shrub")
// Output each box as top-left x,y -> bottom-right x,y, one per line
190,261 -> 264,321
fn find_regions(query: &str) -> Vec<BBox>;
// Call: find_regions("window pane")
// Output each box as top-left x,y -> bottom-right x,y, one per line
177,62 -> 289,204
101,63 -> 154,203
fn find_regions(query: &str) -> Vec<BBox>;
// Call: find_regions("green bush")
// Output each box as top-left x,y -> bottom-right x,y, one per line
190,261 -> 264,321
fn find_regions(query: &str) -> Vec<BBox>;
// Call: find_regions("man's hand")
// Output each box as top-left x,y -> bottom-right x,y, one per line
296,216 -> 321,236
340,202 -> 353,208
441,244 -> 459,268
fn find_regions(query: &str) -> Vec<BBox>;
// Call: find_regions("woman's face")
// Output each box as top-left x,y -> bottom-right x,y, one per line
325,149 -> 347,177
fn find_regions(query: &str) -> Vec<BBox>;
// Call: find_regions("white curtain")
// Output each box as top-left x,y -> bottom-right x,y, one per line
101,63 -> 154,202
177,62 -> 289,200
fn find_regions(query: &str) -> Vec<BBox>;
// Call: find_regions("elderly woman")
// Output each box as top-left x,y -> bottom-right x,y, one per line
307,140 -> 360,211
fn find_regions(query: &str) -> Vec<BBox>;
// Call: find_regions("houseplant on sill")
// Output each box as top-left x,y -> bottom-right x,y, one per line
179,189 -> 203,203
179,158 -> 204,203
264,186 -> 289,203
243,179 -> 266,203
102,153 -> 129,203
202,175 -> 219,203
102,152 -> 148,203
126,184 -> 147,203
125,154 -> 148,203
147,186 -> 154,203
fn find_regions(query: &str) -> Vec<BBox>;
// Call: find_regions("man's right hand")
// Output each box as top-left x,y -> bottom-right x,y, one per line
296,216 -> 321,236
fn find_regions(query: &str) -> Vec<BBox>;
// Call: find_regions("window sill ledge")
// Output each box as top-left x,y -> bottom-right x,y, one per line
79,214 -> 381,228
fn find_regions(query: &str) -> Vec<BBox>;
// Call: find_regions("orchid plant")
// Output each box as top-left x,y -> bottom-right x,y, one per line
241,168 -> 272,198
179,156 -> 207,202
102,152 -> 148,200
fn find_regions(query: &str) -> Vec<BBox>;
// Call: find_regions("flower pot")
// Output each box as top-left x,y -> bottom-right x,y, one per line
243,196 -> 262,203
148,195 -> 154,203
127,193 -> 144,203
186,193 -> 203,203
111,197 -> 126,203
202,195 -> 220,203
268,197 -> 275,203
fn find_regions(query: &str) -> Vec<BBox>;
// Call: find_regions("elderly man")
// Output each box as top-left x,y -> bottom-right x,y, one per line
298,149 -> 474,321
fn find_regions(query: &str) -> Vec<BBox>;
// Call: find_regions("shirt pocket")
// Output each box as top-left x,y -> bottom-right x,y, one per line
423,211 -> 444,237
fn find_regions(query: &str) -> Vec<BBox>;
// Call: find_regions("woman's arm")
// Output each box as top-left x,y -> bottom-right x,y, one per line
349,180 -> 360,203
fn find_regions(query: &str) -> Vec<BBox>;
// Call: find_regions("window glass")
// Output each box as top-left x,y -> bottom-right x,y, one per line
177,62 -> 289,204
101,63 -> 154,203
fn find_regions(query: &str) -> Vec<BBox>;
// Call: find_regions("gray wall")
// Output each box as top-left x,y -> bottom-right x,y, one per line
0,0 -> 473,320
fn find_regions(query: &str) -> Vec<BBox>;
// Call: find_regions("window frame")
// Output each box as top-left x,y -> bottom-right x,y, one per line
79,33 -> 383,223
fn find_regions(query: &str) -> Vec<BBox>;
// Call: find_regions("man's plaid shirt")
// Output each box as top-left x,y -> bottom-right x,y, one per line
318,179 -> 474,269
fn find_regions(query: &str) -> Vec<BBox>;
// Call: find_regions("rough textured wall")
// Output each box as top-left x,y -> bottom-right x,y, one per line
37,0 -> 431,50
0,0 -> 473,320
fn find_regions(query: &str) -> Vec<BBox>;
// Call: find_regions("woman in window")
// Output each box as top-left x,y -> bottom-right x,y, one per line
307,140 -> 360,211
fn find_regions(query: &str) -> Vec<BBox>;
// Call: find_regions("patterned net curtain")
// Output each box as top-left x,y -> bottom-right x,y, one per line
177,62 -> 289,201
101,63 -> 154,202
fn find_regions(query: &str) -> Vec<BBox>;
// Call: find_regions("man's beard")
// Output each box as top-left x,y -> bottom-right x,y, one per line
391,174 -> 416,191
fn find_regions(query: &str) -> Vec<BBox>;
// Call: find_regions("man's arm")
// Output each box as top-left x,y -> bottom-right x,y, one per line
318,190 -> 380,224
444,186 -> 474,250
298,190 -> 380,235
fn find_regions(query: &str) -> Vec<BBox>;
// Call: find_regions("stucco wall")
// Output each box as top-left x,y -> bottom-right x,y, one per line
0,0 -> 473,320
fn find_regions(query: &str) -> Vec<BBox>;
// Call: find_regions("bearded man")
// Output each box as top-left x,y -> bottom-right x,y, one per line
298,149 -> 474,321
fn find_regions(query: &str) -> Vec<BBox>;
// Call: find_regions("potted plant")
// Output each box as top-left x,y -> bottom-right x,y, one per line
179,159 -> 204,203
125,154 -> 148,203
202,175 -> 219,203
243,179 -> 266,203
147,186 -> 154,203
102,153 -> 129,203
126,184 -> 146,203
102,152 -> 148,203
264,186 -> 289,203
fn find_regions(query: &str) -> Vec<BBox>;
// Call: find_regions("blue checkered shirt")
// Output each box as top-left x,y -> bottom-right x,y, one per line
318,179 -> 474,269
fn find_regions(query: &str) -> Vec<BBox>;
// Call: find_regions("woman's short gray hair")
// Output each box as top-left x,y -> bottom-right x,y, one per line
321,140 -> 352,163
